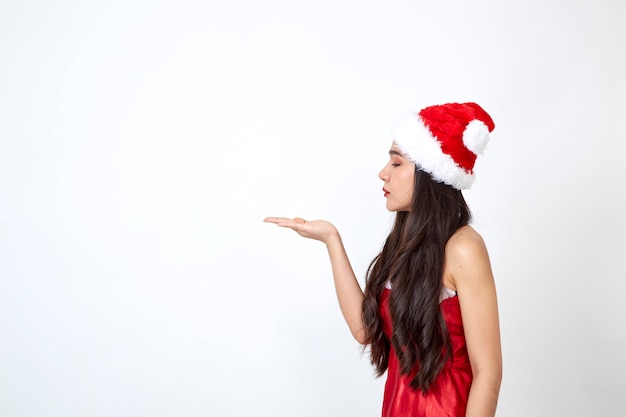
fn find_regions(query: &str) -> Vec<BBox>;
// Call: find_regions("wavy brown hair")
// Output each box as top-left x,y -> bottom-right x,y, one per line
362,167 -> 471,392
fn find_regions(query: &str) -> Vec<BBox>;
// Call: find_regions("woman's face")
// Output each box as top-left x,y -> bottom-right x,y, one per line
378,143 -> 415,212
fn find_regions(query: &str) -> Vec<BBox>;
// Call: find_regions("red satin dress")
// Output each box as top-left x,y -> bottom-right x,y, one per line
379,288 -> 473,417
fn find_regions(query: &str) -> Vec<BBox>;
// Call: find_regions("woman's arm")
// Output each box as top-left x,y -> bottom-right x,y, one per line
264,217 -> 367,344
446,227 -> 502,417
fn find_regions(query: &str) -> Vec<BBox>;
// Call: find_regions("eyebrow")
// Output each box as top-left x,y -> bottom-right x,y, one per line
389,150 -> 404,157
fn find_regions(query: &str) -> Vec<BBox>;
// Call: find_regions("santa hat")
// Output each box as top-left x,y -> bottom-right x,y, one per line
391,102 -> 495,190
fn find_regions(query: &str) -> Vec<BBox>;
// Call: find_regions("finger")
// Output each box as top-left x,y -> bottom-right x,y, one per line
293,218 -> 306,224
263,216 -> 290,224
264,217 -> 301,229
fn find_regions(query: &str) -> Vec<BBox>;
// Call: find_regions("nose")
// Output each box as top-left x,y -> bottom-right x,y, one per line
379,165 -> 388,181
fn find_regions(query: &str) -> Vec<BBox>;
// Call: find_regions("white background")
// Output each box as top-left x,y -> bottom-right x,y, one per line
1,0 -> 625,416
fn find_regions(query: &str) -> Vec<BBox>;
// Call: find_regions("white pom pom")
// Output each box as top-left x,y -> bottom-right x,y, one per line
463,120 -> 490,155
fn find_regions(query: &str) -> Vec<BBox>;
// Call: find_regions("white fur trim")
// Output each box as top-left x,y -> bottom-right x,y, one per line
463,120 -> 490,155
391,113 -> 474,190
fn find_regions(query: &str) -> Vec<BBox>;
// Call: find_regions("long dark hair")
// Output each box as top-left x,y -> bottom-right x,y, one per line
362,167 -> 471,392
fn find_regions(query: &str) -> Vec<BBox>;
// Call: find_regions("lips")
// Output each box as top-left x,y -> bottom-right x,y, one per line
383,188 -> 389,197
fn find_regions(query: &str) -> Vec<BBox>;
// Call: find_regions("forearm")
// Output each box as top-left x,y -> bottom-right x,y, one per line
465,372 -> 501,417
325,232 -> 366,344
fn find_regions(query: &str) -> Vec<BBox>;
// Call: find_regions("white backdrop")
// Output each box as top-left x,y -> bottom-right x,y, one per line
1,1 -> 625,416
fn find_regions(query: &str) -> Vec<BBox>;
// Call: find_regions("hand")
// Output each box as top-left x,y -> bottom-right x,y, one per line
263,217 -> 339,244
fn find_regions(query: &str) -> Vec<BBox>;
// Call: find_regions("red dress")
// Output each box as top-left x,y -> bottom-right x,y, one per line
379,288 -> 473,417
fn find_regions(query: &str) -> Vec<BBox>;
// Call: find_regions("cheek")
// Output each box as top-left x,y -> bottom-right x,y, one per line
403,170 -> 415,192
404,184 -> 414,201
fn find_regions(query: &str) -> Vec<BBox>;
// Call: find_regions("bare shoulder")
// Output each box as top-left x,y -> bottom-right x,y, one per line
446,225 -> 488,258
445,225 -> 493,287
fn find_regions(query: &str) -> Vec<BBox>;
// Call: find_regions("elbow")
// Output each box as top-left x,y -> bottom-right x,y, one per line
472,352 -> 502,384
352,328 -> 369,346
354,336 -> 368,346
472,365 -> 502,393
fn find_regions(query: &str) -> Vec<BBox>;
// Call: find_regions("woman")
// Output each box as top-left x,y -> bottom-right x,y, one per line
265,102 -> 502,417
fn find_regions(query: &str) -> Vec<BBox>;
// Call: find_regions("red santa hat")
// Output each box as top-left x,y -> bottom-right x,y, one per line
391,102 -> 495,190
